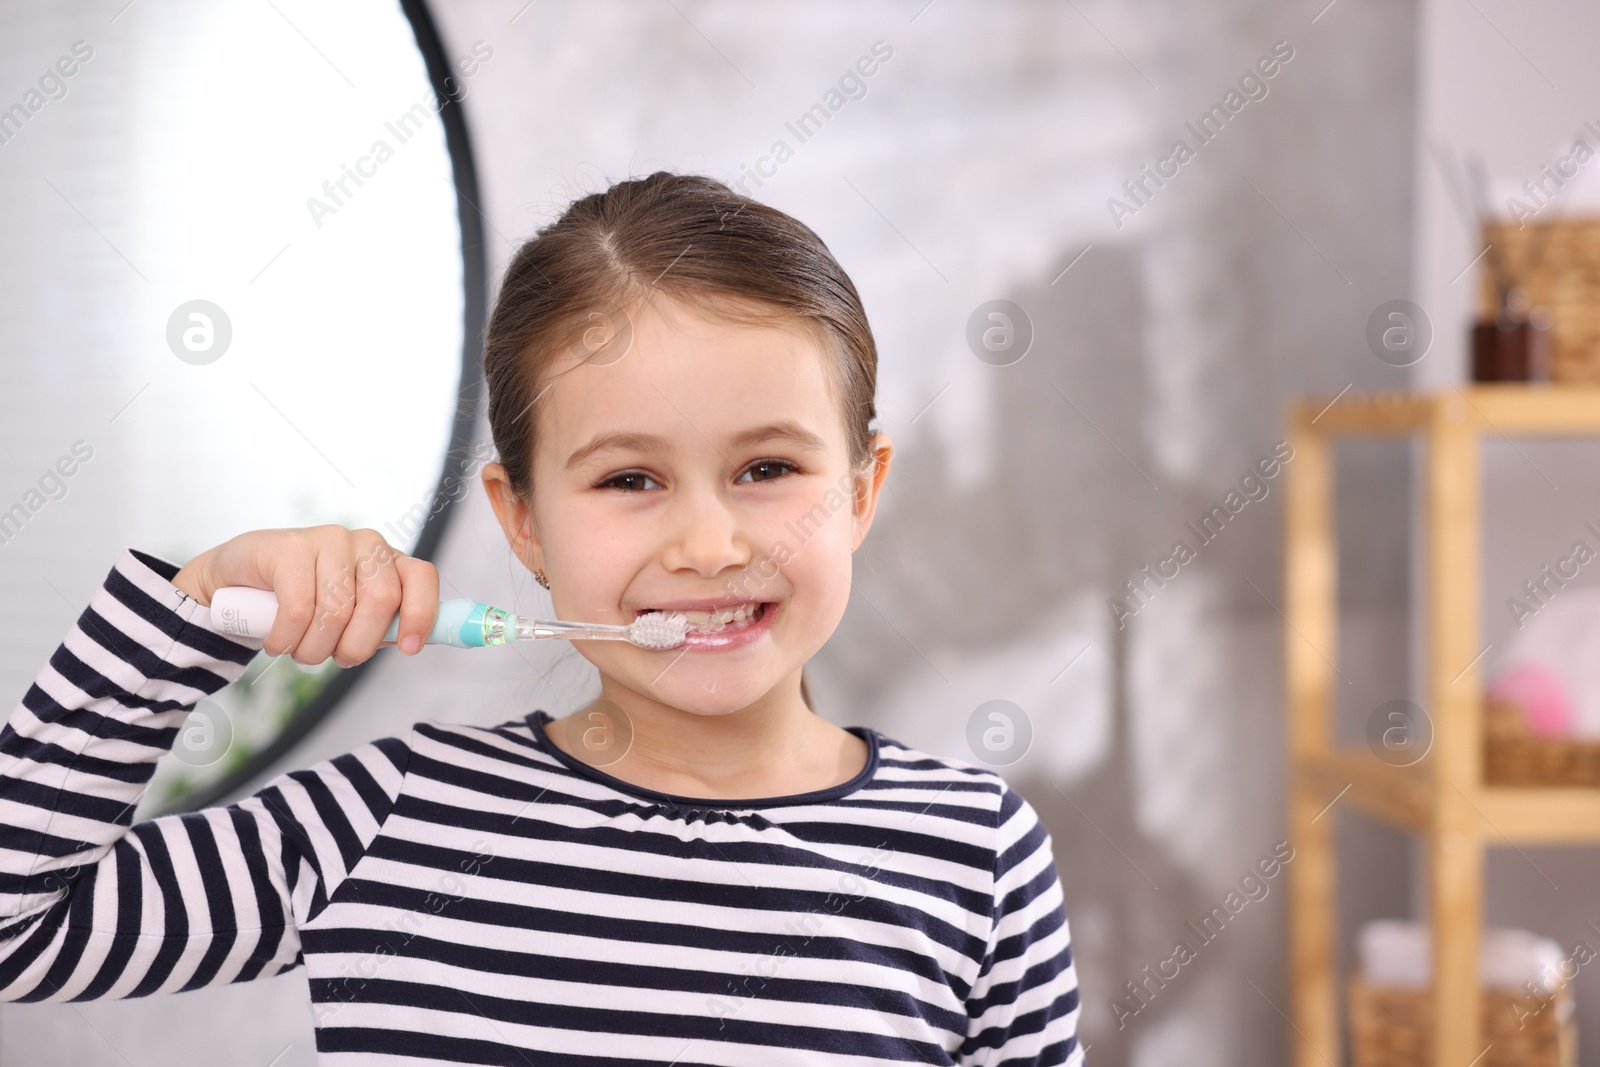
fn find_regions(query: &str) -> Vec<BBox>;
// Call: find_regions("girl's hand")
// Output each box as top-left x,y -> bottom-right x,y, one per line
171,526 -> 439,667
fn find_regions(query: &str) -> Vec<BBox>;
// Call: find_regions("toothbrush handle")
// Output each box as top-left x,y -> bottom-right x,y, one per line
207,587 -> 493,649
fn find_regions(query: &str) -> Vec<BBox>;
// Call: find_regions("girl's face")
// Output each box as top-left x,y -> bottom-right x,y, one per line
484,292 -> 892,719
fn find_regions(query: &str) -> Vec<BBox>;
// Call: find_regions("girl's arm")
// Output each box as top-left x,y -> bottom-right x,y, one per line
0,548 -> 411,1001
961,785 -> 1085,1066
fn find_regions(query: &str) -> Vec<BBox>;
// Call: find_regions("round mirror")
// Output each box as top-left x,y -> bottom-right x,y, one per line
0,0 -> 485,814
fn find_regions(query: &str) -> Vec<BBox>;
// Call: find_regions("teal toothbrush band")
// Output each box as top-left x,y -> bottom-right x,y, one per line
454,601 -> 491,646
382,599 -> 491,648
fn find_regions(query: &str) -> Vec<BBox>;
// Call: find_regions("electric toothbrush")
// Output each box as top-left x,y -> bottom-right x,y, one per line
205,587 -> 689,650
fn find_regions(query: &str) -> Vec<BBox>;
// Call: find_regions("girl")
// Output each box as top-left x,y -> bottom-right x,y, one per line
0,172 -> 1083,1063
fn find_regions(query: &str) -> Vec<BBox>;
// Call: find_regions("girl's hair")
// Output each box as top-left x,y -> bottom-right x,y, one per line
483,170 -> 881,712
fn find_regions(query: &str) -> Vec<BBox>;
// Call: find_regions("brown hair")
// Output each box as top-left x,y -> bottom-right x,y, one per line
483,171 -> 881,711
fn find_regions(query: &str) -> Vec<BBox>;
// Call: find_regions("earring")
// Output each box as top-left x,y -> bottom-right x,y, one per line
534,568 -> 550,590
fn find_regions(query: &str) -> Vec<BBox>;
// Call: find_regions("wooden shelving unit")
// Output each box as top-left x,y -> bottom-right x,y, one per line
1286,385 -> 1600,1066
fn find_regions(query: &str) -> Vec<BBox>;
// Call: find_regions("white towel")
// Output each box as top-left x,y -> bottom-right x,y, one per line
1358,919 -> 1566,992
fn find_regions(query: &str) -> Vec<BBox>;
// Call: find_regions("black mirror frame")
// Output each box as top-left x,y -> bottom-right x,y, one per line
156,0 -> 488,815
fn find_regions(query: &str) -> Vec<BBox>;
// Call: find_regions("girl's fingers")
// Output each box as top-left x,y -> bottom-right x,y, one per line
332,531 -> 404,666
204,525 -> 437,666
392,555 -> 440,654
294,528 -> 356,665
262,536 -> 317,659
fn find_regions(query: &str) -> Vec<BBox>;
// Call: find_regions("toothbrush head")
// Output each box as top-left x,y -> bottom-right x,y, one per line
628,611 -> 690,650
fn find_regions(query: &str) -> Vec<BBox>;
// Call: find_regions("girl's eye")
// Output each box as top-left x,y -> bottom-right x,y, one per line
738,459 -> 798,484
597,470 -> 660,492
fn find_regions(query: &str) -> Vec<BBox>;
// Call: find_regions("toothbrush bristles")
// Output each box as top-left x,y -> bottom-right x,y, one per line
629,611 -> 690,649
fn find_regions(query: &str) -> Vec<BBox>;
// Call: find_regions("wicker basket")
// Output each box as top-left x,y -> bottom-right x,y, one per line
1479,219 -> 1600,382
1484,698 -> 1600,787
1348,975 -> 1576,1067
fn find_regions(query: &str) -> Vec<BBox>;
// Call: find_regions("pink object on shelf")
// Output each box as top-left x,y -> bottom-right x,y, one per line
1486,661 -> 1573,738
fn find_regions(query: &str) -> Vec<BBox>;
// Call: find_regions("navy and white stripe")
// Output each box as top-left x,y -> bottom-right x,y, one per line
0,548 -> 1083,1064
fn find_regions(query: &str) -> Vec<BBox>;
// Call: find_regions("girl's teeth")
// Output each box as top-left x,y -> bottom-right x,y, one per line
653,603 -> 760,630
693,605 -> 753,627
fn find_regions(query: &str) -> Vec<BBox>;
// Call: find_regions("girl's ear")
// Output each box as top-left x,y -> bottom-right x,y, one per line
849,432 -> 894,550
481,462 -> 547,575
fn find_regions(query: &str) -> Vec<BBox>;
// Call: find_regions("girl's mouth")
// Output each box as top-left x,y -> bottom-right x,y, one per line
634,602 -> 775,650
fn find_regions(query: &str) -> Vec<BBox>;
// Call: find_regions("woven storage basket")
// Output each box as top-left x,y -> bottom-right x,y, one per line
1479,219 -> 1600,382
1348,975 -> 1576,1067
1484,698 -> 1600,787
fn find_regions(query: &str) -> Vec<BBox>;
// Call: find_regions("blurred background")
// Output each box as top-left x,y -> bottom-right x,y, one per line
3,0 -> 1600,1062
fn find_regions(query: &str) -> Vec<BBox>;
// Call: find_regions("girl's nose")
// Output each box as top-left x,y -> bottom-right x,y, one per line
660,485 -> 750,577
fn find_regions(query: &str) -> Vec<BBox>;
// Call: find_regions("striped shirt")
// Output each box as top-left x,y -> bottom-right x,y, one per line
0,547 -> 1084,1064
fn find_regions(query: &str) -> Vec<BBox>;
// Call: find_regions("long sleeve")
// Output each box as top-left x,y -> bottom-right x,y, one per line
961,784 -> 1084,1066
0,548 -> 412,1002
